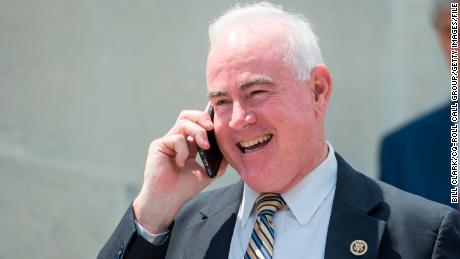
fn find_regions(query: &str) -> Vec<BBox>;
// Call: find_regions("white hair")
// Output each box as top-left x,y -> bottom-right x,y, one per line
208,2 -> 324,81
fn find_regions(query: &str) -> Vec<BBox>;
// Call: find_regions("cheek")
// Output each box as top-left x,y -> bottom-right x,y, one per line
277,105 -> 317,148
213,120 -> 225,142
213,116 -> 232,149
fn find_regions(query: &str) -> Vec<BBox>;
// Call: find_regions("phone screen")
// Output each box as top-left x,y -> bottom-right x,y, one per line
197,103 -> 223,178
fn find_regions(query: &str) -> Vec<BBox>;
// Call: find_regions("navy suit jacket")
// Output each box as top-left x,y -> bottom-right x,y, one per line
98,153 -> 460,259
379,104 -> 455,208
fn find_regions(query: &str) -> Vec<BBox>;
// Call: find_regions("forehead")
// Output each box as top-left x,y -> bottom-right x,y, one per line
206,19 -> 295,90
209,18 -> 289,59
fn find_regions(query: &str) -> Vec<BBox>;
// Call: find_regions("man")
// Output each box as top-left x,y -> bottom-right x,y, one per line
380,0 -> 457,208
99,3 -> 460,259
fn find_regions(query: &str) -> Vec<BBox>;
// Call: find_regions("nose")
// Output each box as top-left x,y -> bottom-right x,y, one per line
228,102 -> 256,130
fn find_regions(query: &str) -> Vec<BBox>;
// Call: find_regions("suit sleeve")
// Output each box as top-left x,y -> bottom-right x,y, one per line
97,205 -> 171,259
431,209 -> 460,258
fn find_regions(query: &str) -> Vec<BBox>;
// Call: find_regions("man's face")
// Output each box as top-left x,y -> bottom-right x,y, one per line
436,7 -> 453,60
206,23 -> 331,193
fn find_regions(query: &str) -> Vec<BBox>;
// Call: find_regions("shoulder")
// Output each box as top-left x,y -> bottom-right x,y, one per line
368,175 -> 460,256
369,175 -> 460,255
336,153 -> 458,230
365,173 -> 458,230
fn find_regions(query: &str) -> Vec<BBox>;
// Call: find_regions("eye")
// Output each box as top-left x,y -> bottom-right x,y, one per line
249,90 -> 268,97
215,99 -> 231,106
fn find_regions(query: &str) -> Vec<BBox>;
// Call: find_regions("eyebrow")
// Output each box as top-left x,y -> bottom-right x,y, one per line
208,76 -> 274,99
239,77 -> 274,91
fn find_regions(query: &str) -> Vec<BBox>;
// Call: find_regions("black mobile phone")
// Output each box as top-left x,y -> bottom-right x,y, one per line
197,103 -> 223,178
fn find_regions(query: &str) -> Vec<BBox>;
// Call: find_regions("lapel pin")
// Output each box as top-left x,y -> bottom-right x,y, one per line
350,240 -> 368,256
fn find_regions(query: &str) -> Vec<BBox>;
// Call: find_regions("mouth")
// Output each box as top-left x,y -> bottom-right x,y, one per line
237,134 -> 273,153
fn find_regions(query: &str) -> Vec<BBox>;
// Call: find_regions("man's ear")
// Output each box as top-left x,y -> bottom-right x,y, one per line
309,65 -> 333,117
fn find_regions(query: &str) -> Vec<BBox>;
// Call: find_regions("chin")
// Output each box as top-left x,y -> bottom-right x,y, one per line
240,169 -> 287,193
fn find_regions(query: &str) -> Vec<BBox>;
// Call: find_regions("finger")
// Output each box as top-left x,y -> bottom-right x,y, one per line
177,110 -> 213,131
169,119 -> 210,150
186,136 -> 198,158
158,135 -> 190,167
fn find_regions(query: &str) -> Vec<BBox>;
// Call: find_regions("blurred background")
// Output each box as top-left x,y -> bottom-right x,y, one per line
0,0 -> 450,258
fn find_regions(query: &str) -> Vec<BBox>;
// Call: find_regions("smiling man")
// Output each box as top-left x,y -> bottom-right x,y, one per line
207,17 -> 331,194
98,3 -> 460,259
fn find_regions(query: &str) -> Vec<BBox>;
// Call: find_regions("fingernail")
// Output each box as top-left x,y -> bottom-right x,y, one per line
202,138 -> 210,148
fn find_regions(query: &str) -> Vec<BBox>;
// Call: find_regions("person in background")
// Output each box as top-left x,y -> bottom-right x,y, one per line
380,0 -> 457,209
99,2 -> 460,259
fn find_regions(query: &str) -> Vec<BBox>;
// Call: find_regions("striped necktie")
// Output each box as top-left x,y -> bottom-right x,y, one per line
244,193 -> 286,259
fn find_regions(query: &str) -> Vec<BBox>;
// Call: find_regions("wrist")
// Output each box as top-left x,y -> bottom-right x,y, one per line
132,193 -> 177,234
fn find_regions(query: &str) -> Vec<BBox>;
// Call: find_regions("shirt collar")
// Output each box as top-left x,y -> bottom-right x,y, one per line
238,142 -> 338,226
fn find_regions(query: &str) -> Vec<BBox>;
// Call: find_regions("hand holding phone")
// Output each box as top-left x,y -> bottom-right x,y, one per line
134,106 -> 222,234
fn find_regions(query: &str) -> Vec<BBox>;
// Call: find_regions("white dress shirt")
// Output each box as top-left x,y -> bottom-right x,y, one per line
228,142 -> 338,259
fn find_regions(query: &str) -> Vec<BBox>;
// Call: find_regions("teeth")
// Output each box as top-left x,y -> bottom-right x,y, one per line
239,134 -> 272,148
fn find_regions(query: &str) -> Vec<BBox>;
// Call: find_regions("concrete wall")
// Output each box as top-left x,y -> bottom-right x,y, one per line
0,0 -> 448,258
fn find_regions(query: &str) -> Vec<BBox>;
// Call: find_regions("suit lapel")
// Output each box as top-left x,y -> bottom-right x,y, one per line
325,153 -> 386,259
182,182 -> 243,259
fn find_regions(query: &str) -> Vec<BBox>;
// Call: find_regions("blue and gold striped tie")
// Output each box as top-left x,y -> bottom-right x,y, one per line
244,193 -> 286,259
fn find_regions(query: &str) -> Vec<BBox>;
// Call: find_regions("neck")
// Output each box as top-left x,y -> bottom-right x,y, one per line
277,141 -> 329,194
